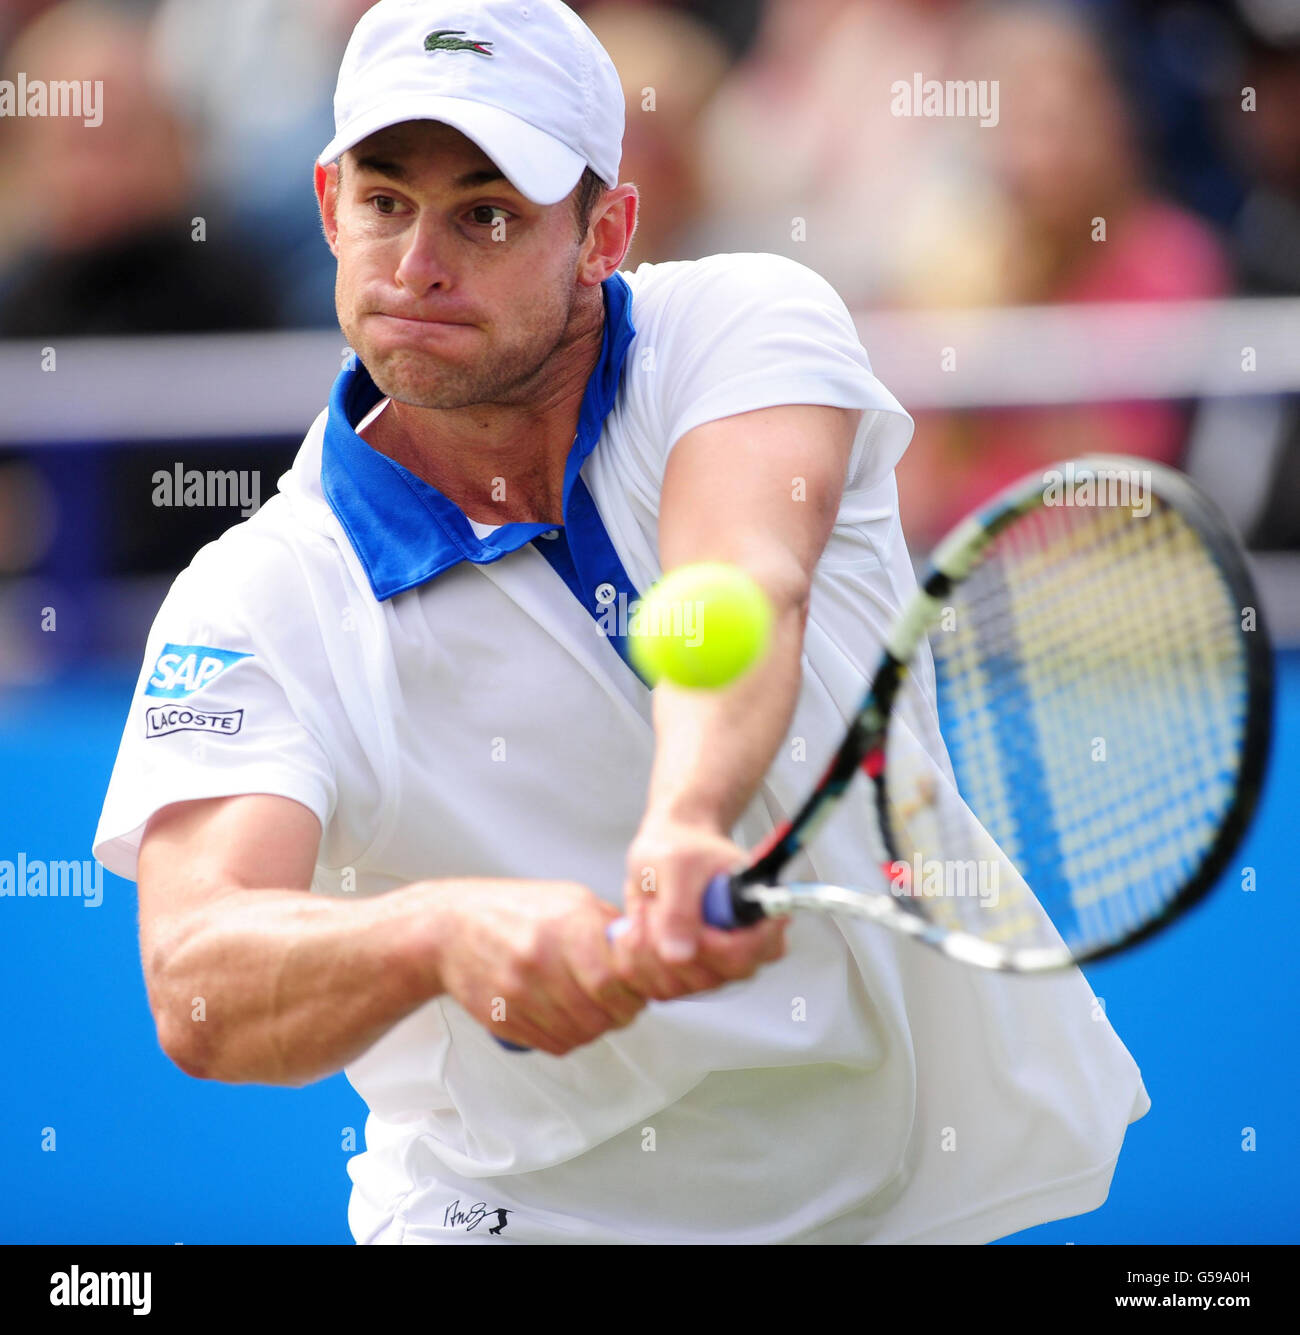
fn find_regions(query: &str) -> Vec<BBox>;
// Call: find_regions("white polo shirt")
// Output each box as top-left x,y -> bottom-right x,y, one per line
95,252 -> 1148,1245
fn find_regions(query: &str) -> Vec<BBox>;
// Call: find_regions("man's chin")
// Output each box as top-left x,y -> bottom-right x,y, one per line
360,350 -> 476,410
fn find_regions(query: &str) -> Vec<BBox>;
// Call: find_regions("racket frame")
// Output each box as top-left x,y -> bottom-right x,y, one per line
717,455 -> 1274,970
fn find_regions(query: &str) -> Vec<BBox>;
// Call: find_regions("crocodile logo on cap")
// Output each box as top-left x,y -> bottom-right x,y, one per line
424,29 -> 494,56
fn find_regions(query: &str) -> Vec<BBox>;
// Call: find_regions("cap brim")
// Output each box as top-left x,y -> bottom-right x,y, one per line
318,94 -> 587,206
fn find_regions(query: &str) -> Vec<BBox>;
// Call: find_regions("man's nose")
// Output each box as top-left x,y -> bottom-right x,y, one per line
394,217 -> 455,292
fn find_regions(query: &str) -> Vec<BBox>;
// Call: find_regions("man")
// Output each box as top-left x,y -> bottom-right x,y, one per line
95,0 -> 1148,1244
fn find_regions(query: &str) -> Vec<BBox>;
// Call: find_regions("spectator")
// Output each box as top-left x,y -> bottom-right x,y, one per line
688,0 -> 981,303
891,1 -> 1232,544
148,0 -> 373,328
581,2 -> 730,267
1186,7 -> 1300,550
0,0 -> 275,337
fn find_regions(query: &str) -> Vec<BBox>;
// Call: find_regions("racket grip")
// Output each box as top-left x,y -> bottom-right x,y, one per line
594,878 -> 744,945
702,871 -> 743,928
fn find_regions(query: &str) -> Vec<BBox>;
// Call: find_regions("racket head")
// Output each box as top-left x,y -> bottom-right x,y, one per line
877,456 -> 1274,969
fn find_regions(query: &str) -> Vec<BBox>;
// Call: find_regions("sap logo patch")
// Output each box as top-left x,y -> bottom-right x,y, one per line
145,706 -> 243,739
144,644 -> 252,699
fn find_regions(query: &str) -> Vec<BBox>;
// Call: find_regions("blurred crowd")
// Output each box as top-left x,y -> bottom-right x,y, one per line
0,0 -> 1297,585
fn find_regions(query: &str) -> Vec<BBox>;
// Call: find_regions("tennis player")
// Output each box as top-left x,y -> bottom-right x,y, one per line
95,0 -> 1148,1244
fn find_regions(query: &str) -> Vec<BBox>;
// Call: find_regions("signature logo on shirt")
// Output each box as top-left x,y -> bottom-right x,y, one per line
443,1199 -> 512,1235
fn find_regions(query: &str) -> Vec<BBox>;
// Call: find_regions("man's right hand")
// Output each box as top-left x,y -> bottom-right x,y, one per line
426,880 -> 783,1057
427,880 -> 646,1055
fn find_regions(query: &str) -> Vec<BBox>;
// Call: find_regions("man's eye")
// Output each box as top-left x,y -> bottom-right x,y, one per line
371,196 -> 402,216
469,205 -> 510,226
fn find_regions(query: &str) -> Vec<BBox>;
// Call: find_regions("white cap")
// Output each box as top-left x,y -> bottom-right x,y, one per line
318,0 -> 623,206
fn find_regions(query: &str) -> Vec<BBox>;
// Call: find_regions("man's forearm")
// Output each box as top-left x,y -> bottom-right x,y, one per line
642,563 -> 809,835
146,879 -> 452,1086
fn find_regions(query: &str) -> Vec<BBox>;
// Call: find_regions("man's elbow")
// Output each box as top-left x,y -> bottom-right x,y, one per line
146,966 -> 323,1089
743,549 -> 815,628
143,931 -> 220,1080
153,1004 -> 217,1080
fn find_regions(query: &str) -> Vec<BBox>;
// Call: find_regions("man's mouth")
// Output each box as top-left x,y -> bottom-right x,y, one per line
373,312 -> 475,328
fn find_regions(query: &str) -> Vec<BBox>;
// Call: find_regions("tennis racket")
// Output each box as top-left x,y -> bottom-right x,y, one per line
697,454 -> 1273,971
499,456 -> 1273,1050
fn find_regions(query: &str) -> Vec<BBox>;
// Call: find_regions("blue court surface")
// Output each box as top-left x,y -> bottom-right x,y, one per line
2,654 -> 1297,1244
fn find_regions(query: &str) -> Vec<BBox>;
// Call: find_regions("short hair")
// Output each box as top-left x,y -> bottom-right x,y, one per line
571,166 -> 607,238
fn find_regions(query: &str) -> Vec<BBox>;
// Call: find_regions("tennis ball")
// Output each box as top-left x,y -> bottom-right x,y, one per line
629,562 -> 774,689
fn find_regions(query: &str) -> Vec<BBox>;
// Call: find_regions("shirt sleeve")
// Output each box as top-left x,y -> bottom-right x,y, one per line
93,552 -> 337,883
634,252 -> 915,493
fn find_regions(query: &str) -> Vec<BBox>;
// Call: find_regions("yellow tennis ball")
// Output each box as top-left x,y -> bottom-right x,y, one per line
629,562 -> 774,688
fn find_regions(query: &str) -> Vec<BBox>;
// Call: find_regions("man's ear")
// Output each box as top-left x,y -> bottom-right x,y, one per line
578,183 -> 638,287
315,160 -> 341,256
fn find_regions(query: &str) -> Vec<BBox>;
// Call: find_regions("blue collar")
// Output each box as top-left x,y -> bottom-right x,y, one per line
321,272 -> 637,602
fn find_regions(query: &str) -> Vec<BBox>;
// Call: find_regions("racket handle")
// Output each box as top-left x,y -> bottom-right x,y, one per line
702,871 -> 744,928
596,878 -> 746,941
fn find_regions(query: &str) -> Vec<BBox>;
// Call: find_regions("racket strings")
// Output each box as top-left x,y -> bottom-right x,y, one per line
887,495 -> 1249,957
